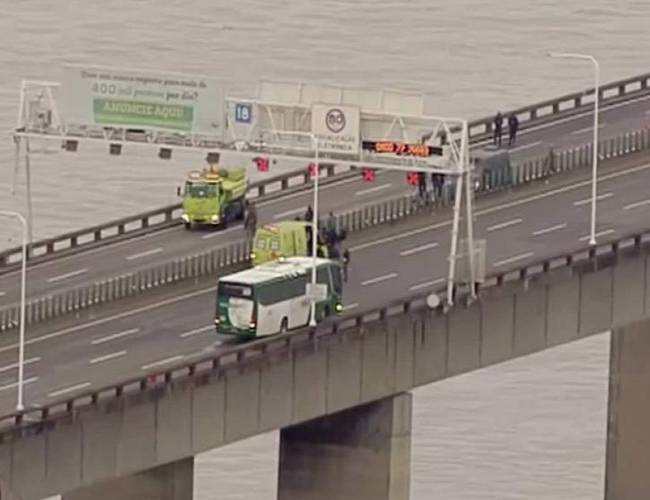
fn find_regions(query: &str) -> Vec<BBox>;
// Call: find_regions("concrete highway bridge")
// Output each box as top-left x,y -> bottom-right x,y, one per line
0,72 -> 650,499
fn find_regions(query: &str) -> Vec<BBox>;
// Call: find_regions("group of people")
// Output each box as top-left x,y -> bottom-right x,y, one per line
493,112 -> 519,147
303,206 -> 350,282
416,172 -> 446,203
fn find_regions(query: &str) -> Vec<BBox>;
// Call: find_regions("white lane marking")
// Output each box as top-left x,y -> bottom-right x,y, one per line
493,252 -> 534,268
273,207 -> 307,220
47,268 -> 88,283
201,226 -> 240,239
0,377 -> 38,393
180,325 -> 213,338
0,292 -> 5,298
487,218 -> 523,232
409,278 -> 445,291
532,223 -> 567,236
509,140 -> 541,152
571,123 -> 606,135
0,286 -> 216,356
89,350 -> 127,365
126,247 -> 163,261
399,242 -> 439,257
141,355 -> 184,371
48,381 -> 91,398
573,192 -> 613,206
0,356 -> 40,374
342,303 -> 359,311
579,229 -> 615,242
624,198 -> 650,210
91,328 -> 139,345
355,183 -> 392,196
361,273 -> 398,286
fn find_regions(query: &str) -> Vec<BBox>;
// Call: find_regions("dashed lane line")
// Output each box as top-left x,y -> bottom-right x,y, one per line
361,273 -> 398,286
409,278 -> 445,291
624,198 -> 650,210
532,223 -> 567,236
493,252 -> 534,268
579,229 -> 615,242
0,357 -> 40,374
47,268 -> 88,284
48,381 -> 91,398
91,328 -> 139,345
0,377 -> 38,393
573,192 -> 613,206
89,351 -> 127,365
486,218 -> 523,232
400,242 -> 439,257
126,247 -> 163,261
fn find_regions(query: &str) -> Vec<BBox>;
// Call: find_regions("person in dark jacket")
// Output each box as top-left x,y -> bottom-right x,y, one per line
508,114 -> 519,146
493,112 -> 503,147
243,202 -> 257,239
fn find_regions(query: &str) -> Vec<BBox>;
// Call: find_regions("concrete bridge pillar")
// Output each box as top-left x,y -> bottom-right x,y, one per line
605,320 -> 650,499
62,457 -> 193,500
277,392 -> 412,500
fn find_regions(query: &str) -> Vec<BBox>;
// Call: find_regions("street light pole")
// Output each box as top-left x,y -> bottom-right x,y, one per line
309,134 -> 319,327
0,211 -> 27,411
549,52 -> 600,245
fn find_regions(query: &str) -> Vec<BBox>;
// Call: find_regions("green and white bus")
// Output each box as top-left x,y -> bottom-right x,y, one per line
215,257 -> 343,338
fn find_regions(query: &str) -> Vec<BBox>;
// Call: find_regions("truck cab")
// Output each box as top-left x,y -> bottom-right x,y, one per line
180,163 -> 247,230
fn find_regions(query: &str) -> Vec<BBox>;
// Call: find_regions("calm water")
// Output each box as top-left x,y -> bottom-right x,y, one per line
1,0 -> 646,497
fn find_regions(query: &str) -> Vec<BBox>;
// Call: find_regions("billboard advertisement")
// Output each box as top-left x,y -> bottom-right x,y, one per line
60,64 -> 224,135
311,104 -> 360,155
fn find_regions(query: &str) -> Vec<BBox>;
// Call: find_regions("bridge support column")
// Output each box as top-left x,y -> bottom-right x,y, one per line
605,320 -> 650,499
278,392 -> 411,500
62,457 -> 193,500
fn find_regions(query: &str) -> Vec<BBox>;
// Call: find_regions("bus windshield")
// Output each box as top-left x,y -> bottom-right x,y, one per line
185,181 -> 218,198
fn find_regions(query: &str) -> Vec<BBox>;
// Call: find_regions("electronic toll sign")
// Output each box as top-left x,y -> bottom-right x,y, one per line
362,140 -> 443,158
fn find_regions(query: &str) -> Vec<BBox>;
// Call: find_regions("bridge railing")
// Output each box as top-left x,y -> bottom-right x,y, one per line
1,126 -> 648,332
2,219 -> 649,436
467,71 -> 650,140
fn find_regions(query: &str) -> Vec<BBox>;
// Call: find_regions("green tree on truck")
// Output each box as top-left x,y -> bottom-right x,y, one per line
178,154 -> 248,230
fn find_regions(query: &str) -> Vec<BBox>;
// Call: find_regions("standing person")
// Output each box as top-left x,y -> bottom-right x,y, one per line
508,114 -> 519,146
304,205 -> 313,223
432,173 -> 444,200
342,248 -> 350,282
493,112 -> 503,147
243,201 -> 257,239
417,171 -> 427,201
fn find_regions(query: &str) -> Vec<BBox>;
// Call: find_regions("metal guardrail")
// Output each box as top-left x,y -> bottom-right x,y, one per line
2,71 -> 649,272
467,71 -> 650,140
0,162 -> 354,270
1,126 -> 648,332
3,210 -> 650,435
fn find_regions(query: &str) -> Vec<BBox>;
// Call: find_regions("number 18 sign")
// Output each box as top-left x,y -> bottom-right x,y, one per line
234,102 -> 253,124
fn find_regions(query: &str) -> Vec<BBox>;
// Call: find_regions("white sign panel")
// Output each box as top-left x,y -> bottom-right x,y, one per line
306,283 -> 328,302
311,104 -> 360,155
60,64 -> 224,135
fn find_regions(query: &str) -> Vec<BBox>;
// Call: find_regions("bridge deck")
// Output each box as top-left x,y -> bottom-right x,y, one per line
0,148 -> 646,414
